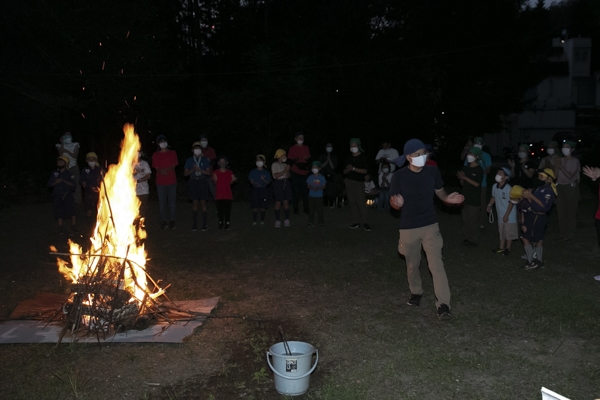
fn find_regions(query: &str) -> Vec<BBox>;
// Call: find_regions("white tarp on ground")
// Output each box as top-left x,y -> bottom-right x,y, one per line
0,297 -> 219,344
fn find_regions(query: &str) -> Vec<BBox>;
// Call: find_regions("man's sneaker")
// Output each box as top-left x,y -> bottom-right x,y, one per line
349,223 -> 360,229
364,224 -> 371,232
284,219 -> 290,227
225,222 -> 230,231
491,248 -> 504,254
407,294 -> 422,307
169,222 -> 176,230
252,221 -> 257,226
161,222 -> 168,230
259,221 -> 265,227
438,304 -> 452,320
201,225 -> 209,232
275,220 -> 281,228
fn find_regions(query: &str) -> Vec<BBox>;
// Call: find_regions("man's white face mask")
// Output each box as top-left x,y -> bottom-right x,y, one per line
409,154 -> 427,167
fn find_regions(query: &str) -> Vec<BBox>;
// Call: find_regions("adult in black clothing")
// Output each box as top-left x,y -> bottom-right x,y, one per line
508,144 -> 537,189
319,143 -> 338,208
343,138 -> 370,231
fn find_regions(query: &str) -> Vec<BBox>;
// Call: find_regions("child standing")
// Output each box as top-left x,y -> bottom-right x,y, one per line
306,161 -> 326,227
48,156 -> 77,234
80,152 -> 104,233
184,141 -> 212,231
152,134 -> 178,230
457,147 -> 483,247
377,162 -> 392,211
248,154 -> 271,226
487,167 -> 517,256
271,149 -> 292,227
213,156 -> 236,230
521,168 -> 557,270
133,151 -> 152,220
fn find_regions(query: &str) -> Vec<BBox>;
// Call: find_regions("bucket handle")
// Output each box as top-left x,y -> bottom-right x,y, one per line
266,349 -> 319,380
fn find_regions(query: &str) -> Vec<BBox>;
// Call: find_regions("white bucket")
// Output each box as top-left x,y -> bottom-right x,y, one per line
266,341 -> 319,396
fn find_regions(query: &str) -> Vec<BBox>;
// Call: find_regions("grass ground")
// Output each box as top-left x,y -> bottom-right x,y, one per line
0,192 -> 599,399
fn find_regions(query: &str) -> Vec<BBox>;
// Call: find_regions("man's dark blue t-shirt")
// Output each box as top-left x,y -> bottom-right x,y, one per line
389,165 -> 444,229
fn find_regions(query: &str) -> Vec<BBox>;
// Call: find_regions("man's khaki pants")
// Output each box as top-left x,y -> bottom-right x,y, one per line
398,223 -> 451,308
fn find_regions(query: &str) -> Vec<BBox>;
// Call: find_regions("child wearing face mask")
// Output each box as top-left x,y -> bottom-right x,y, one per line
556,141 -> 581,241
271,149 -> 293,227
457,147 -> 484,247
521,169 -> 557,270
80,152 -> 104,233
378,162 -> 392,211
133,151 -> 152,221
48,156 -> 77,235
538,141 -> 560,176
248,154 -> 271,226
508,144 -> 537,189
212,156 -> 236,230
184,141 -> 212,231
306,161 -> 326,227
487,167 -> 518,256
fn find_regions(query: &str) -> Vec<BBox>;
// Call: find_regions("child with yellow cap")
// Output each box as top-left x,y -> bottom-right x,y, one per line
521,169 -> 557,270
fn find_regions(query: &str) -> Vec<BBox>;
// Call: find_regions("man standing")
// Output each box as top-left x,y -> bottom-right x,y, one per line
343,138 -> 370,231
461,137 -> 491,228
390,138 -> 464,319
375,140 -> 400,173
556,140 -> 581,241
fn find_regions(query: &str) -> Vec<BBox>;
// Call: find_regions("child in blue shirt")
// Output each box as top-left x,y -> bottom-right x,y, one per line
306,161 -> 326,227
48,156 -> 77,234
248,154 -> 272,226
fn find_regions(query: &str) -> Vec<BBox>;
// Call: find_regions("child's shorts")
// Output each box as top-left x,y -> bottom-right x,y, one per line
498,222 -> 518,241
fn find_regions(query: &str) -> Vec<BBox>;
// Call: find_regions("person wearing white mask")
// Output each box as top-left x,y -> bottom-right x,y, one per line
462,137 -> 491,229
56,132 -> 82,204
184,141 -> 212,231
343,138 -> 370,231
538,141 -> 561,176
133,150 -> 152,221
508,143 -> 536,189
306,161 -> 326,227
556,140 -> 581,241
248,154 -> 271,226
319,143 -> 338,208
288,132 -> 311,214
152,134 -> 179,230
271,149 -> 292,227
375,140 -> 399,173
457,147 -> 484,247
487,167 -> 518,256
389,138 -> 464,320
377,162 -> 392,211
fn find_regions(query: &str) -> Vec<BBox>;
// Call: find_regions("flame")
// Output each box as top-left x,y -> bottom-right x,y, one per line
54,124 -> 162,306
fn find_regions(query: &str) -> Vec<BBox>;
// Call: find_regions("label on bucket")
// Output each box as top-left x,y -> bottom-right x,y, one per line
286,358 -> 298,373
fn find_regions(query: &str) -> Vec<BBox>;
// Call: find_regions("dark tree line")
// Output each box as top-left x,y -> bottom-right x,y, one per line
0,0 -> 598,205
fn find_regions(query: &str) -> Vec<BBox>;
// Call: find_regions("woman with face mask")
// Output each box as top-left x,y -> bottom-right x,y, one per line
152,134 -> 179,230
319,143 -> 338,208
538,141 -> 560,176
271,149 -> 293,227
508,144 -> 536,189
343,138 -> 370,231
556,140 -> 581,241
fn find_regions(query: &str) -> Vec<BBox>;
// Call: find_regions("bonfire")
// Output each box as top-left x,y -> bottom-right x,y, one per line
50,124 -> 170,341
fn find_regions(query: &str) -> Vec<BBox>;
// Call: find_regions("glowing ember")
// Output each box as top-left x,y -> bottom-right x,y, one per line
51,124 -> 164,333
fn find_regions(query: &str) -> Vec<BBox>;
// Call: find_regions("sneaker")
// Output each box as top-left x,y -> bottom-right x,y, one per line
523,260 -> 540,270
218,221 -> 223,230
318,224 -> 324,228
169,222 -> 175,230
225,222 -> 230,231
363,224 -> 371,232
259,221 -> 265,227
252,221 -> 257,226
275,220 -> 281,228
161,222 -> 168,230
437,304 -> 452,320
284,219 -> 290,227
491,248 -> 504,254
192,224 -> 198,232
202,225 -> 209,232
349,223 -> 360,229
480,225 -> 485,229
407,294 -> 422,307
308,223 -> 314,227
502,249 -> 511,256
58,227 -> 64,235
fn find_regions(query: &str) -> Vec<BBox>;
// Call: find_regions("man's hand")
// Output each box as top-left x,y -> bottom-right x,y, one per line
390,194 -> 404,209
583,166 -> 600,181
445,192 -> 464,205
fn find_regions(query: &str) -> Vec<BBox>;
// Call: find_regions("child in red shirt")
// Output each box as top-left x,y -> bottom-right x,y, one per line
212,156 -> 237,230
